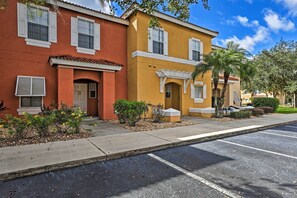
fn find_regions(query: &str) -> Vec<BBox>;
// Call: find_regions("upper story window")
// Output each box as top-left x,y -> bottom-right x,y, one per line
189,38 -> 203,61
192,40 -> 201,61
27,6 -> 49,42
78,19 -> 94,50
17,3 -> 57,48
148,28 -> 168,55
152,29 -> 164,54
71,16 -> 100,55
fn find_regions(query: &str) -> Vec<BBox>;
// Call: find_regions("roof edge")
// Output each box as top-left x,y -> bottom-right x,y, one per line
47,0 -> 129,26
122,8 -> 219,37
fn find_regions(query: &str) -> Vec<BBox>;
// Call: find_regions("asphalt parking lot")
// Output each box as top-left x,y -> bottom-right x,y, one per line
1,123 -> 297,198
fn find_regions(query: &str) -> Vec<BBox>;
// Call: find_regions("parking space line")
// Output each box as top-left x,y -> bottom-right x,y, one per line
284,125 -> 297,129
260,132 -> 297,139
148,153 -> 241,198
218,140 -> 297,160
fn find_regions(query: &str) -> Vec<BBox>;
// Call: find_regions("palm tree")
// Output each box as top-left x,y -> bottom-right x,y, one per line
192,41 -> 249,118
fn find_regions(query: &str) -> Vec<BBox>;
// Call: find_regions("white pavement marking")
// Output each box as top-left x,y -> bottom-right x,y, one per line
178,125 -> 261,141
218,140 -> 297,160
260,132 -> 297,139
148,153 -> 241,198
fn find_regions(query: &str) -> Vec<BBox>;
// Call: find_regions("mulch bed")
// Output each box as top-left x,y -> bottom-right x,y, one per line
0,129 -> 91,148
109,119 -> 197,132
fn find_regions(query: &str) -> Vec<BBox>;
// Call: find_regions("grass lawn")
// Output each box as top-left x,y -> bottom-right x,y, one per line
276,106 -> 297,114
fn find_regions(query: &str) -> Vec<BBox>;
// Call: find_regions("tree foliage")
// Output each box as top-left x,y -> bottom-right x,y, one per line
247,40 -> 297,97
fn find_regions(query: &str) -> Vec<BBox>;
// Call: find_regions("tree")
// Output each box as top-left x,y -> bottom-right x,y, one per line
192,41 -> 250,118
249,40 -> 297,99
285,81 -> 297,108
1,0 -> 209,22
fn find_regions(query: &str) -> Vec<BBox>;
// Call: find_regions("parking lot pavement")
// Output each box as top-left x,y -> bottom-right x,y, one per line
1,123 -> 297,198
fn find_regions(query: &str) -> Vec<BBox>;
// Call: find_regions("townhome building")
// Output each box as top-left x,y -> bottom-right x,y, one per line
0,0 -> 128,119
122,9 -> 219,117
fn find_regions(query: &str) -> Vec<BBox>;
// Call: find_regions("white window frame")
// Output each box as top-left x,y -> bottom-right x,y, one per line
152,28 -> 164,55
26,4 -> 51,48
192,39 -> 201,61
89,83 -> 97,98
15,76 -> 45,115
189,38 -> 203,61
165,84 -> 172,98
74,16 -> 96,55
194,85 -> 203,103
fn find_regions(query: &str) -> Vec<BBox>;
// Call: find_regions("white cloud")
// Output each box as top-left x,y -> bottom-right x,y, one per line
235,16 -> 259,27
274,0 -> 297,16
264,9 -> 295,32
220,26 -> 270,52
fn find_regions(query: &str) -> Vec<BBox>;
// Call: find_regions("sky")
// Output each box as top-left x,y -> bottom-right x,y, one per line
66,0 -> 297,55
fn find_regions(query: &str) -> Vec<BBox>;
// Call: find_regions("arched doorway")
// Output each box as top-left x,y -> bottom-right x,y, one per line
165,83 -> 180,110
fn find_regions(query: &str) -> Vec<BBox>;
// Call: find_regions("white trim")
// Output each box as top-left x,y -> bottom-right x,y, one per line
217,79 -> 238,84
162,108 -> 181,117
15,76 -> 46,96
76,47 -> 96,55
132,51 -> 200,65
189,108 -> 202,113
48,0 -> 129,26
77,15 -> 95,23
89,83 -> 97,98
25,38 -> 51,48
57,65 -> 115,73
194,98 -> 204,103
156,69 -> 192,80
17,107 -> 42,115
50,58 -> 122,71
194,81 -> 203,85
201,108 -> 215,114
122,9 -> 218,37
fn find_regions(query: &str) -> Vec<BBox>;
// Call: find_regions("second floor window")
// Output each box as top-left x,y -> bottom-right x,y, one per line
27,6 -> 49,42
192,40 -> 201,61
152,29 -> 164,54
78,19 -> 94,50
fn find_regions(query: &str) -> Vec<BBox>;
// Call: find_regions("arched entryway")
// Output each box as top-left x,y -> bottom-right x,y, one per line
165,82 -> 180,110
74,79 -> 99,117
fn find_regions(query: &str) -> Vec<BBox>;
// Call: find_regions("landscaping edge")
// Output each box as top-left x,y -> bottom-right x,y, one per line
1,119 -> 296,181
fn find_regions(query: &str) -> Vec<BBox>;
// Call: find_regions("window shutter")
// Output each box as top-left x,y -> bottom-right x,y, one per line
203,84 -> 207,99
71,17 -> 78,46
164,31 -> 168,55
191,84 -> 195,99
189,38 -> 193,60
200,41 -> 204,61
94,23 -> 100,50
17,3 -> 27,38
148,28 -> 153,52
49,11 -> 57,43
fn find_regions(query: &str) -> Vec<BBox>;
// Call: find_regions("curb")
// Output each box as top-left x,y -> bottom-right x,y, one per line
1,120 -> 296,181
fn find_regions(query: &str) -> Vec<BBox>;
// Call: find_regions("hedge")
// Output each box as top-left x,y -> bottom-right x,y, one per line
230,111 -> 252,119
252,98 -> 279,112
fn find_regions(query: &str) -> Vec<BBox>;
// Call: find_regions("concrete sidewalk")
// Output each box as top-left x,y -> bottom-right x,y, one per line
1,114 -> 296,180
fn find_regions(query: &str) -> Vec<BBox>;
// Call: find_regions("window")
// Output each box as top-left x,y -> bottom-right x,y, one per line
78,19 -> 94,50
89,83 -> 97,98
27,6 -> 49,42
194,86 -> 203,99
152,29 -> 164,54
192,40 -> 201,61
165,84 -> 171,98
15,76 -> 46,114
21,97 -> 42,107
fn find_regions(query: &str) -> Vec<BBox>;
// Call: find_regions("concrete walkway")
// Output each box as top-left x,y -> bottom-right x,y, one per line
0,113 -> 296,180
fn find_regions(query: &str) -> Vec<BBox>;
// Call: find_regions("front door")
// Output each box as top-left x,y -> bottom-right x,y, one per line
74,83 -> 88,111
165,83 -> 180,110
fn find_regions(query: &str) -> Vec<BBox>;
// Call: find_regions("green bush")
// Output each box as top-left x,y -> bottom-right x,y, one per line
5,115 -> 28,139
114,100 -> 148,126
230,111 -> 252,119
257,106 -> 274,114
24,113 -> 55,137
252,98 -> 279,112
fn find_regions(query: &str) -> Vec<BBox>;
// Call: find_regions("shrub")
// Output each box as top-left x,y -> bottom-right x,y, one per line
251,108 -> 265,117
257,106 -> 274,114
230,111 -> 252,119
5,115 -> 28,139
66,107 -> 86,133
24,113 -> 55,137
151,104 -> 164,123
114,100 -> 148,126
252,98 -> 279,112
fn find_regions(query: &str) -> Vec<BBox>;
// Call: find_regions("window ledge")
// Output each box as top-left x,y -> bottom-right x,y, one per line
194,98 -> 204,103
25,39 -> 51,48
17,107 -> 41,115
77,47 -> 96,55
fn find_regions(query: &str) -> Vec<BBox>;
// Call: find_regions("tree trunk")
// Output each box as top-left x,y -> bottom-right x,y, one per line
213,79 -> 220,118
217,73 -> 230,118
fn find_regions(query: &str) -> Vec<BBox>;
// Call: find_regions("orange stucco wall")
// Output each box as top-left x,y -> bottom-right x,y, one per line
0,0 -> 127,119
